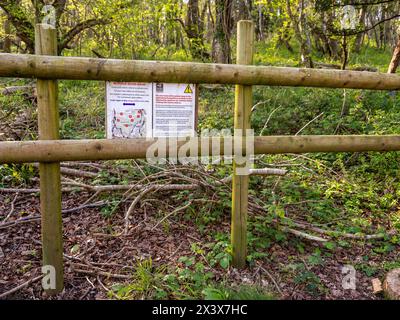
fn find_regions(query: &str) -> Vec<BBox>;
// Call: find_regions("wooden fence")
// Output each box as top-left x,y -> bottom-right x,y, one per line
1,21 -> 400,294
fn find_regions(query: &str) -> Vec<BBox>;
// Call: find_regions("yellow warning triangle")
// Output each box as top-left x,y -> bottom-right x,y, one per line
184,84 -> 193,94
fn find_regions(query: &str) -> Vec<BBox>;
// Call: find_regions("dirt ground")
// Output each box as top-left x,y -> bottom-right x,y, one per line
1,189 -> 396,300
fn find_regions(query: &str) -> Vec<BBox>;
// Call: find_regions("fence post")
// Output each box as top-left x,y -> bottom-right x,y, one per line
35,23 -> 64,294
231,20 -> 254,268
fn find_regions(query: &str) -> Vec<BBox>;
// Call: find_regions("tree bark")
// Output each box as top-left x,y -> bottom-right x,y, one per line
353,7 -> 366,53
388,34 -> 400,73
3,13 -> 11,52
180,0 -> 209,60
0,0 -> 34,52
286,0 -> 313,68
238,0 -> 252,21
213,0 -> 233,64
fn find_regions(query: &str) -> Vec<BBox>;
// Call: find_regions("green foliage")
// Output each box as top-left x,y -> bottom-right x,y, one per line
0,164 -> 35,187
203,285 -> 275,300
110,258 -> 166,300
1,4 -> 400,299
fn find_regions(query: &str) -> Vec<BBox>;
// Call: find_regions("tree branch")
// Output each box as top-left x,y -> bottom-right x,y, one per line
59,18 -> 111,52
332,0 -> 397,7
329,14 -> 400,36
0,0 -> 35,52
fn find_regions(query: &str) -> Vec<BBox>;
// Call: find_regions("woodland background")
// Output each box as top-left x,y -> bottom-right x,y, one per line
0,0 -> 400,300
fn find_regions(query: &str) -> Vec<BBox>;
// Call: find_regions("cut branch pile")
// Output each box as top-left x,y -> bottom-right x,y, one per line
0,160 -> 396,243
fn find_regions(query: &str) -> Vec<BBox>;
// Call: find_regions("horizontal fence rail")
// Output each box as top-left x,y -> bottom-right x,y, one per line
0,53 -> 400,90
1,135 -> 400,164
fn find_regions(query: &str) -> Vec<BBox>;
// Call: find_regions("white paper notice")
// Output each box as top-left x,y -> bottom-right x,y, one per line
153,83 -> 196,137
106,82 -> 153,139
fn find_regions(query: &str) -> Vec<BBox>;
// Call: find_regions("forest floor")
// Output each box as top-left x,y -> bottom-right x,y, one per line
1,45 -> 400,300
1,183 -> 398,300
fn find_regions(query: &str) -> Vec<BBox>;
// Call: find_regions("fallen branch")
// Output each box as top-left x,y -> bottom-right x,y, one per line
0,183 -> 199,194
72,268 -> 131,280
1,85 -> 34,95
2,192 -> 19,222
0,216 -> 40,230
124,185 -> 158,235
151,201 -> 193,230
256,263 -> 283,296
0,275 -> 43,299
60,167 -> 98,178
0,202 -> 109,229
62,201 -> 107,214
291,220 -> 397,240
281,227 -> 329,242
249,168 -> 287,176
31,163 -> 98,178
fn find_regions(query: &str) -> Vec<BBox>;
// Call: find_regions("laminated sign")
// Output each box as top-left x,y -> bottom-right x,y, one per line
106,82 -> 197,138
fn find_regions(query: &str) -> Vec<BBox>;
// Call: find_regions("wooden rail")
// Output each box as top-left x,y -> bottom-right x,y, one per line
1,135 -> 400,164
0,54 -> 399,90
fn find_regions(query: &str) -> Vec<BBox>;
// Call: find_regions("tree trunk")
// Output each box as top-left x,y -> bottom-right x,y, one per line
183,0 -> 209,60
238,0 -> 252,21
286,0 -> 313,68
0,0 -> 109,55
213,0 -> 233,64
3,14 -> 11,52
388,35 -> 400,73
353,7 -> 366,53
257,4 -> 264,41
205,0 -> 214,43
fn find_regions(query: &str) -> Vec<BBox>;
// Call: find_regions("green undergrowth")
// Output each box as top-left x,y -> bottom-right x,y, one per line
1,45 -> 400,299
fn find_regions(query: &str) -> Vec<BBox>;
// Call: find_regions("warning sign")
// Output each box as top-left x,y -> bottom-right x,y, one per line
184,84 -> 193,94
153,83 -> 196,137
106,82 -> 197,138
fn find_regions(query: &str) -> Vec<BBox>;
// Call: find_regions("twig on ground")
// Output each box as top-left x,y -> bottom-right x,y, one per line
72,268 -> 132,280
123,185 -> 158,235
0,201 -> 109,229
167,243 -> 184,260
3,192 -> 19,222
282,227 -> 328,242
251,100 -> 268,113
257,263 -> 283,296
0,183 -> 199,194
0,187 -> 75,193
151,201 -> 193,231
96,276 -> 112,294
290,220 -> 397,240
31,163 -> 98,178
0,274 -> 43,299
82,190 -> 101,206
62,201 -> 107,214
